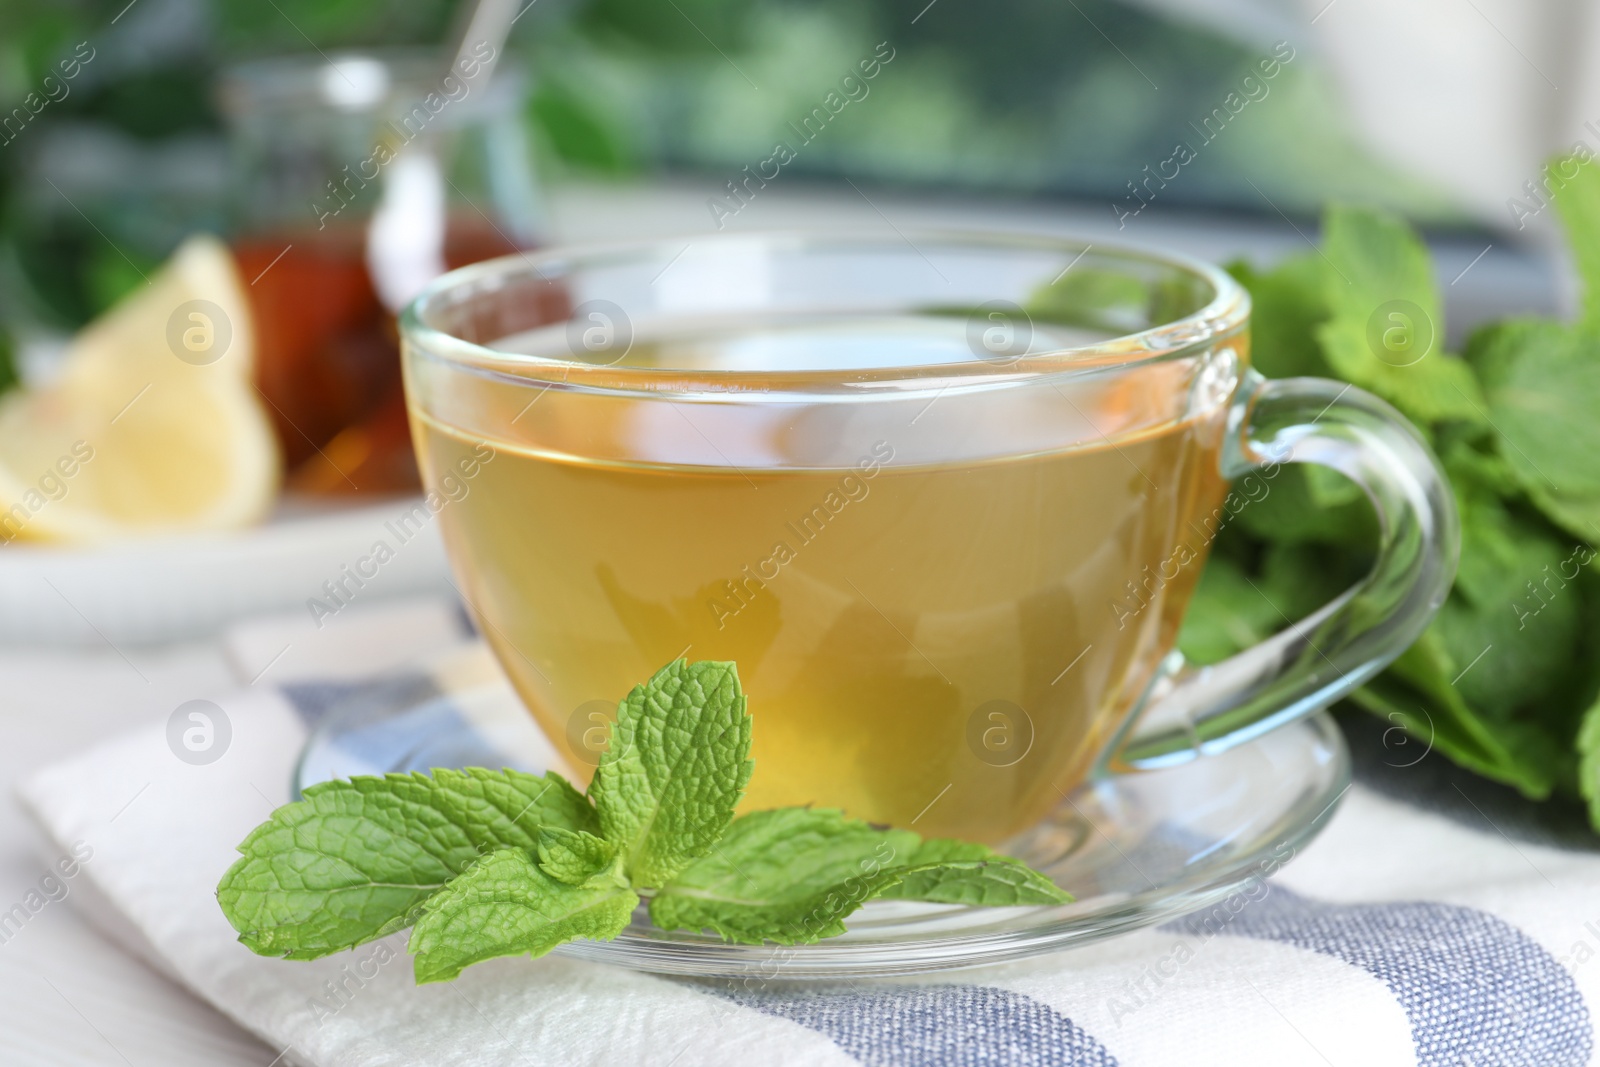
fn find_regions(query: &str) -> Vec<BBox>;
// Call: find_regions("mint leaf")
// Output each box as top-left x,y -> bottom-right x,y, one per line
1177,553 -> 1281,666
1178,543 -> 1370,667
1550,154 -> 1600,327
874,839 -> 1070,907
1432,485 -> 1584,719
650,808 -> 920,944
1445,459 -> 1536,609
1521,493 -> 1600,546
408,848 -> 637,983
1024,266 -> 1149,333
1349,631 -> 1555,798
1230,464 -> 1376,549
590,659 -> 753,888
1227,255 -> 1331,380
650,808 -> 1069,945
1022,262 -> 1216,336
1437,431 -> 1524,513
1315,205 -> 1484,425
0,329 -> 17,397
1468,317 -> 1600,540
217,769 -> 594,959
426,768 -> 599,840
1577,691 -> 1600,829
537,828 -> 618,886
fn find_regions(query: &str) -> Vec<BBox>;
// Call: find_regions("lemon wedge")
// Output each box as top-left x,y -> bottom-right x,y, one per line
0,235 -> 280,544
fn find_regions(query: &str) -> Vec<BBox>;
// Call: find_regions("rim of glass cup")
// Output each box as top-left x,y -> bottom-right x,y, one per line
400,229 -> 1250,399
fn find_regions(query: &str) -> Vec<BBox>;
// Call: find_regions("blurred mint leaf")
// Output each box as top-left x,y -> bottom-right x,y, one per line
1227,255 -> 1331,379
1432,559 -> 1581,723
1177,539 -> 1370,668
1436,428 -> 1523,502
211,0 -> 455,51
1550,153 -> 1600,328
1578,685 -> 1600,827
1177,553 -> 1281,666
0,330 -> 17,396
1315,205 -> 1485,425
1521,494 -> 1600,546
529,80 -> 636,175
1446,465 -> 1537,608
1468,317 -> 1600,541
1230,463 -> 1376,548
408,848 -> 637,984
1260,541 -> 1372,620
590,659 -> 752,888
1025,267 -> 1149,334
1358,457 -> 1592,799
217,769 -> 597,960
576,0 -> 751,54
1349,633 -> 1556,799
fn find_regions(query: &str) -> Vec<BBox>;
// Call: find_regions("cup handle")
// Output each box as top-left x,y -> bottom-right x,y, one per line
1108,370 -> 1460,772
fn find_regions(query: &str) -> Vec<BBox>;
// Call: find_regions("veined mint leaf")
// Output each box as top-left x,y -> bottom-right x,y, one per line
874,839 -> 1070,907
217,769 -> 595,959
650,808 -> 1069,945
426,768 -> 599,841
649,808 -> 919,944
1315,205 -> 1484,425
537,827 -> 618,887
409,848 -> 637,984
590,659 -> 753,888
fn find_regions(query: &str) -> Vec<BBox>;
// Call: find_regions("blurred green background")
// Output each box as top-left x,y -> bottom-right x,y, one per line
0,0 -> 1450,337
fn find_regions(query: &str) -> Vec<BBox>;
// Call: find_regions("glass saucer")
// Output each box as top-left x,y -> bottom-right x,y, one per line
293,646 -> 1349,979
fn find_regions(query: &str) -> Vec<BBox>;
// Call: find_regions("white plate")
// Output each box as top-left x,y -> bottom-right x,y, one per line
0,496 -> 454,646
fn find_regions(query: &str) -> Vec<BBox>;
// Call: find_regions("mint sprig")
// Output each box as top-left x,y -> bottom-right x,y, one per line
592,659 -> 752,888
1143,167 -> 1600,828
216,659 -> 1071,982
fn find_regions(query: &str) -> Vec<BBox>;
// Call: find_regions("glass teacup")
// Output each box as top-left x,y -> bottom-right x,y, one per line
400,232 -> 1455,843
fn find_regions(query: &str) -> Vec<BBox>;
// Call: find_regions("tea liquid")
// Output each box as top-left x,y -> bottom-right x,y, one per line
414,319 -> 1230,842
235,221 -> 523,493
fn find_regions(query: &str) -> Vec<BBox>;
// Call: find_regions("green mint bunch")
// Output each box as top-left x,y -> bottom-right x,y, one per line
1131,164 -> 1600,827
217,660 -> 1070,983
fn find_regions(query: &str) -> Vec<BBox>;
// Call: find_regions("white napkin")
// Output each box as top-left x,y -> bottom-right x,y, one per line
16,599 -> 1600,1067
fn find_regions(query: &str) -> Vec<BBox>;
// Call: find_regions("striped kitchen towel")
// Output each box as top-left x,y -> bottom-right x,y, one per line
15,599 -> 1600,1066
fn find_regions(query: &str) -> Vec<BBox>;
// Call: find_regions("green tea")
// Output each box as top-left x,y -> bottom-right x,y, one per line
413,320 -> 1230,842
